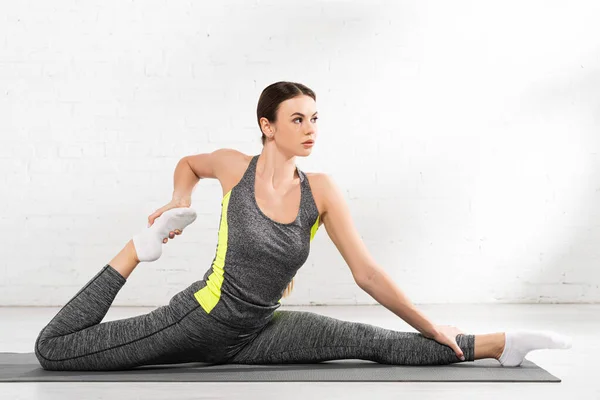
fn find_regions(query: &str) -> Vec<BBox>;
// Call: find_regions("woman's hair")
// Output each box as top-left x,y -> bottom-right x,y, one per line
256,81 -> 316,298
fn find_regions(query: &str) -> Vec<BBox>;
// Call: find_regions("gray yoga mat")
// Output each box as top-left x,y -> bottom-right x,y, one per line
0,352 -> 560,382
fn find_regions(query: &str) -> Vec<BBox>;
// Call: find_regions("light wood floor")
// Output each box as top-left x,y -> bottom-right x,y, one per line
0,304 -> 597,400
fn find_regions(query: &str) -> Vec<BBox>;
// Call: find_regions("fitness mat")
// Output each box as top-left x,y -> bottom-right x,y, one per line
0,352 -> 560,382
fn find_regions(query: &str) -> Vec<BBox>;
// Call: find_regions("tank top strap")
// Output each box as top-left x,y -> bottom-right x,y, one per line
296,165 -> 320,227
237,154 -> 259,188
297,167 -> 308,200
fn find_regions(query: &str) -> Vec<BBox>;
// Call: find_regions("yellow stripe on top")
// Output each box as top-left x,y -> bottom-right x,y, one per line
194,190 -> 232,313
310,214 -> 320,241
277,214 -> 321,304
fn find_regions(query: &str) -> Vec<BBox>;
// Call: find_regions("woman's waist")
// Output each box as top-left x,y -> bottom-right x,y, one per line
204,295 -> 278,331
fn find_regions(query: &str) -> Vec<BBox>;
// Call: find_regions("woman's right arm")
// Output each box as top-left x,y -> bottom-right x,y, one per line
147,151 -> 212,226
173,148 -> 239,202
171,156 -> 202,205
148,149 -> 235,226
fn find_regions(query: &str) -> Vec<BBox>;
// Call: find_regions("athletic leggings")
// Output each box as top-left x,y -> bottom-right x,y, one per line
34,264 -> 475,371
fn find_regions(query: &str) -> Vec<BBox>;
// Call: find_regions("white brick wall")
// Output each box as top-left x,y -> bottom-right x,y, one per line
1,0 -> 599,305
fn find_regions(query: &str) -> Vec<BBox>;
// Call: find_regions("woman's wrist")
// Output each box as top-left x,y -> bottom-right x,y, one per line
421,324 -> 440,339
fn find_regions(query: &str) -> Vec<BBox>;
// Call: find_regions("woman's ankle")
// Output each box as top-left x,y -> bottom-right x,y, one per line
474,332 -> 506,360
493,333 -> 506,360
108,240 -> 140,279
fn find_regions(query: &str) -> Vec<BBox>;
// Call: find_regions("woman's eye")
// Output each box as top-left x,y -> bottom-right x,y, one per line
294,117 -> 319,123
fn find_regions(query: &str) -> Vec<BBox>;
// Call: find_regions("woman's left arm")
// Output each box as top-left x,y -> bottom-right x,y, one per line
319,173 -> 440,339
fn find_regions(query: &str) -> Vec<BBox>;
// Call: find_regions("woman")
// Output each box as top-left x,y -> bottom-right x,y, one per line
34,81 -> 571,371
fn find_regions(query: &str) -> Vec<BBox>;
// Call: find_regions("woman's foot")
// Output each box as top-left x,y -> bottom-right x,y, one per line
132,207 -> 197,262
497,330 -> 573,367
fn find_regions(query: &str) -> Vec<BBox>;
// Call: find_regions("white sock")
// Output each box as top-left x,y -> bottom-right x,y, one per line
132,207 -> 197,262
498,330 -> 572,367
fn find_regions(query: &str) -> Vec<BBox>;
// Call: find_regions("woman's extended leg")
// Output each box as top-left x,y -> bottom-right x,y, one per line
226,310 -> 478,365
34,240 -> 204,371
227,311 -> 572,366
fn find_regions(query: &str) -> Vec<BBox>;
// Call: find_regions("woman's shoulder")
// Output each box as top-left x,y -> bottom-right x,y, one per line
212,148 -> 252,165
210,148 -> 252,197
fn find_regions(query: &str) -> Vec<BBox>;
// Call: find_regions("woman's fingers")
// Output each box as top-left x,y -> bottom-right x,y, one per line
168,230 -> 182,239
452,340 -> 465,360
163,230 -> 182,242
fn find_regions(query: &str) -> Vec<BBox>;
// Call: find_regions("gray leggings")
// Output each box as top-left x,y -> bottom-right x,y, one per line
34,264 -> 475,371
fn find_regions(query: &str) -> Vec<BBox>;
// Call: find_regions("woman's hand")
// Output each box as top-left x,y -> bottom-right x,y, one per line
147,196 -> 192,243
427,324 -> 466,361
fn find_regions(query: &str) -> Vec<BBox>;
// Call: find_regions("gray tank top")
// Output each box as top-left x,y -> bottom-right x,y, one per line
193,154 -> 321,330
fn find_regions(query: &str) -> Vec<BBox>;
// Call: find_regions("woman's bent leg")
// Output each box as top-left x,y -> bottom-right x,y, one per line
34,264 -> 200,371
227,310 -> 475,365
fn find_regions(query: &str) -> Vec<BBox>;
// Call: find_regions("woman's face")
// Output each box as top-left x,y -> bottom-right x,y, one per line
263,95 -> 318,155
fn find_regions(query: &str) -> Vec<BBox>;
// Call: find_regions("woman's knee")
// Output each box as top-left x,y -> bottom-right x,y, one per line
34,334 -> 55,370
34,328 -> 67,370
